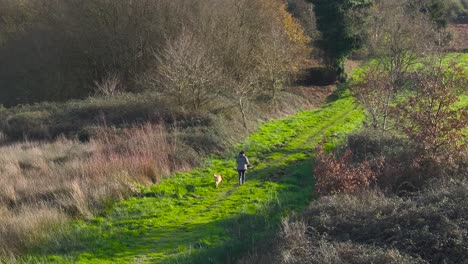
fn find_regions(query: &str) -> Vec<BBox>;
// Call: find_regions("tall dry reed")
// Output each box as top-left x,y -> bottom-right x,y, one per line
0,123 -> 183,255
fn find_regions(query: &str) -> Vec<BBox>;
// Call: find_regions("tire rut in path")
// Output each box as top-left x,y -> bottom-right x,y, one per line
179,105 -> 357,227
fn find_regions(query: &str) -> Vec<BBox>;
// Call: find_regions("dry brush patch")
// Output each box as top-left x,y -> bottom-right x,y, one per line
0,123 -> 182,255
239,211 -> 422,264
301,184 -> 468,264
242,181 -> 468,264
314,148 -> 383,196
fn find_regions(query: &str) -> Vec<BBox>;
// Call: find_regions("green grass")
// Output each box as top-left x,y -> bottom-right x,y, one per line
350,52 -> 468,135
455,94 -> 468,136
454,93 -> 468,109
350,53 -> 468,81
442,53 -> 468,70
20,93 -> 365,264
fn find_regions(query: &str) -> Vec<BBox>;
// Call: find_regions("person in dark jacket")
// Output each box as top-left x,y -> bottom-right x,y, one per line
236,151 -> 250,185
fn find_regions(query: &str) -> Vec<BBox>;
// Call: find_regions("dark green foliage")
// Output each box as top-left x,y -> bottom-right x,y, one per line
308,0 -> 457,80
296,66 -> 338,86
429,0 -> 452,27
416,0 -> 458,27
418,0 -> 468,26
308,0 -> 372,80
449,0 -> 468,21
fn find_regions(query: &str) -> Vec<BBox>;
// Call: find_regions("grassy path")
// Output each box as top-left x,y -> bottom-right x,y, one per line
30,92 -> 365,264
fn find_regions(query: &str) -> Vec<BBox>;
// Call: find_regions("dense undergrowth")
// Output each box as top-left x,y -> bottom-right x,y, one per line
4,92 -> 364,263
241,182 -> 468,264
241,53 -> 468,264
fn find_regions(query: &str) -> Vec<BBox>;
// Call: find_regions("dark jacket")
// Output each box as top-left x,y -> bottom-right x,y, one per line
236,154 -> 250,170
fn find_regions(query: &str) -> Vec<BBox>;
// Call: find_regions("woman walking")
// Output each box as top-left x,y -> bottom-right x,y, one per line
236,151 -> 250,185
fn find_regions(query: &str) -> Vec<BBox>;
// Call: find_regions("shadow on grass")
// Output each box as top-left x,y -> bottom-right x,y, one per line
294,67 -> 337,87
326,83 -> 351,103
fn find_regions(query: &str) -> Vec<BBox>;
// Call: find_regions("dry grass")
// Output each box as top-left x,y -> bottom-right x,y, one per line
0,205 -> 68,256
0,123 -> 183,255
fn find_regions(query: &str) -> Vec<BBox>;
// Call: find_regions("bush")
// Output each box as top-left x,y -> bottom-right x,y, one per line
347,130 -> 420,193
240,214 -> 423,264
246,179 -> 468,264
314,148 -> 383,196
0,92 -> 211,141
306,182 -> 468,264
4,111 -> 52,139
347,129 -> 466,194
347,129 -> 413,161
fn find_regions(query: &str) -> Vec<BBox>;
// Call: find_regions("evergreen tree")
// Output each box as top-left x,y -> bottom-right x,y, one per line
308,0 -> 372,81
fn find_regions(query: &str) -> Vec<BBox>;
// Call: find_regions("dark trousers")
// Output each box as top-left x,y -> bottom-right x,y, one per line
238,170 -> 246,184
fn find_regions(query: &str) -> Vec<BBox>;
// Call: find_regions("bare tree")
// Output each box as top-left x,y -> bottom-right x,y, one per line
354,0 -> 446,130
352,68 -> 393,129
0,0 -> 311,110
211,0 -> 310,100
146,31 -> 224,110
394,62 -> 467,163
368,0 -> 438,82
94,73 -> 122,96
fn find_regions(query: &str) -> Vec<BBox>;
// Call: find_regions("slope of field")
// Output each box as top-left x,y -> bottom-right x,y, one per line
18,92 -> 365,264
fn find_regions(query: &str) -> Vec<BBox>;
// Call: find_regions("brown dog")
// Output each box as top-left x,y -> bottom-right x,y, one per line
214,173 -> 223,188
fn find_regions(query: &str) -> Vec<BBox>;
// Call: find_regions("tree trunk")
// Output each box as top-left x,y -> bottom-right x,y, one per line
239,97 -> 248,131
383,91 -> 391,130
